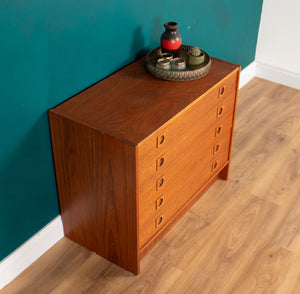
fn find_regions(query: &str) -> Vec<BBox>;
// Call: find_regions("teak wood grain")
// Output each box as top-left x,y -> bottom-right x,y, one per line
52,57 -> 238,144
48,55 -> 240,274
48,113 -> 139,274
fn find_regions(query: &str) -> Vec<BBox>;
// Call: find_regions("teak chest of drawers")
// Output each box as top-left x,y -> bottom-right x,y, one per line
49,57 -> 240,274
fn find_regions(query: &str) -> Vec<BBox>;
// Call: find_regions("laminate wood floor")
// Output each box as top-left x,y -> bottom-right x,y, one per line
2,78 -> 300,294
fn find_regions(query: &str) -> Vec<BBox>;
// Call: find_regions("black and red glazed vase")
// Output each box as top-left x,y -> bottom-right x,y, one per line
160,21 -> 182,56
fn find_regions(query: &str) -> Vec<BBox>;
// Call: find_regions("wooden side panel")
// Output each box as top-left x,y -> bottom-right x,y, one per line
48,111 -> 139,274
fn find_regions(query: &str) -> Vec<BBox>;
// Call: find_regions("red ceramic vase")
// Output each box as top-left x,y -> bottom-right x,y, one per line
160,22 -> 182,56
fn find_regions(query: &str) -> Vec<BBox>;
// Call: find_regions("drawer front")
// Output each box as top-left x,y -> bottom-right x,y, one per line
137,71 -> 238,248
139,126 -> 232,210
138,112 -> 234,194
137,70 -> 238,168
139,128 -> 232,247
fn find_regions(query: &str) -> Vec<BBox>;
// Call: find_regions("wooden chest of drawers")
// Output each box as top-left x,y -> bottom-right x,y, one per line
49,56 -> 240,274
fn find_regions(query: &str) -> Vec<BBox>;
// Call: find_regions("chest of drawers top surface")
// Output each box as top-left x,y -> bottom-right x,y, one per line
51,57 -> 240,144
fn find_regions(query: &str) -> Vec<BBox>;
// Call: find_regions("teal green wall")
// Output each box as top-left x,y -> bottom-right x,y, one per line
0,0 -> 262,261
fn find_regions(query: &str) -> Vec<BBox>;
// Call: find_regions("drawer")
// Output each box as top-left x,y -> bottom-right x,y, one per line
138,112 -> 234,193
206,69 -> 238,103
139,129 -> 232,247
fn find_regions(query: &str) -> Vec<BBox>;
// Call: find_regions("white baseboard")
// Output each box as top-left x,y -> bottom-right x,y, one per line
239,61 -> 256,89
256,61 -> 300,90
0,215 -> 64,290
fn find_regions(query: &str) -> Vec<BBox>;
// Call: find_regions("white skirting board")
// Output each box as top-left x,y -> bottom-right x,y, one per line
237,60 -> 299,90
256,61 -> 300,90
239,61 -> 256,89
0,216 -> 64,290
0,60 -> 297,290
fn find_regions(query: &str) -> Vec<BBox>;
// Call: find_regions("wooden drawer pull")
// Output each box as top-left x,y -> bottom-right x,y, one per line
217,105 -> 224,118
155,215 -> 164,228
156,176 -> 165,190
213,144 -> 220,154
156,195 -> 164,210
215,125 -> 222,137
219,86 -> 225,98
211,160 -> 218,172
156,132 -> 166,148
156,155 -> 165,170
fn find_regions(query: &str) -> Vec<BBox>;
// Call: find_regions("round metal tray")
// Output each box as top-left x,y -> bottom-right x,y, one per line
145,45 -> 211,81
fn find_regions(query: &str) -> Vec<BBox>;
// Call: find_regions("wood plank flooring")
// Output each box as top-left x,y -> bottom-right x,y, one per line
2,77 -> 300,294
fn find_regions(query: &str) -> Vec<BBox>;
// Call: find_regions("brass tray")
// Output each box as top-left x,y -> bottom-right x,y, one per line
145,45 -> 211,81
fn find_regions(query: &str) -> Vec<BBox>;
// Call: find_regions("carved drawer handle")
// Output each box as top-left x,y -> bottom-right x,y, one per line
213,144 -> 220,155
156,195 -> 164,210
156,132 -> 166,148
156,176 -> 165,190
219,86 -> 225,98
155,215 -> 164,228
217,105 -> 224,118
211,160 -> 218,172
156,155 -> 165,170
215,125 -> 222,137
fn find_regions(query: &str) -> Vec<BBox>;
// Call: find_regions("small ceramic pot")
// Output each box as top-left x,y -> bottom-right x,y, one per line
188,51 -> 205,69
156,58 -> 171,70
171,58 -> 186,71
